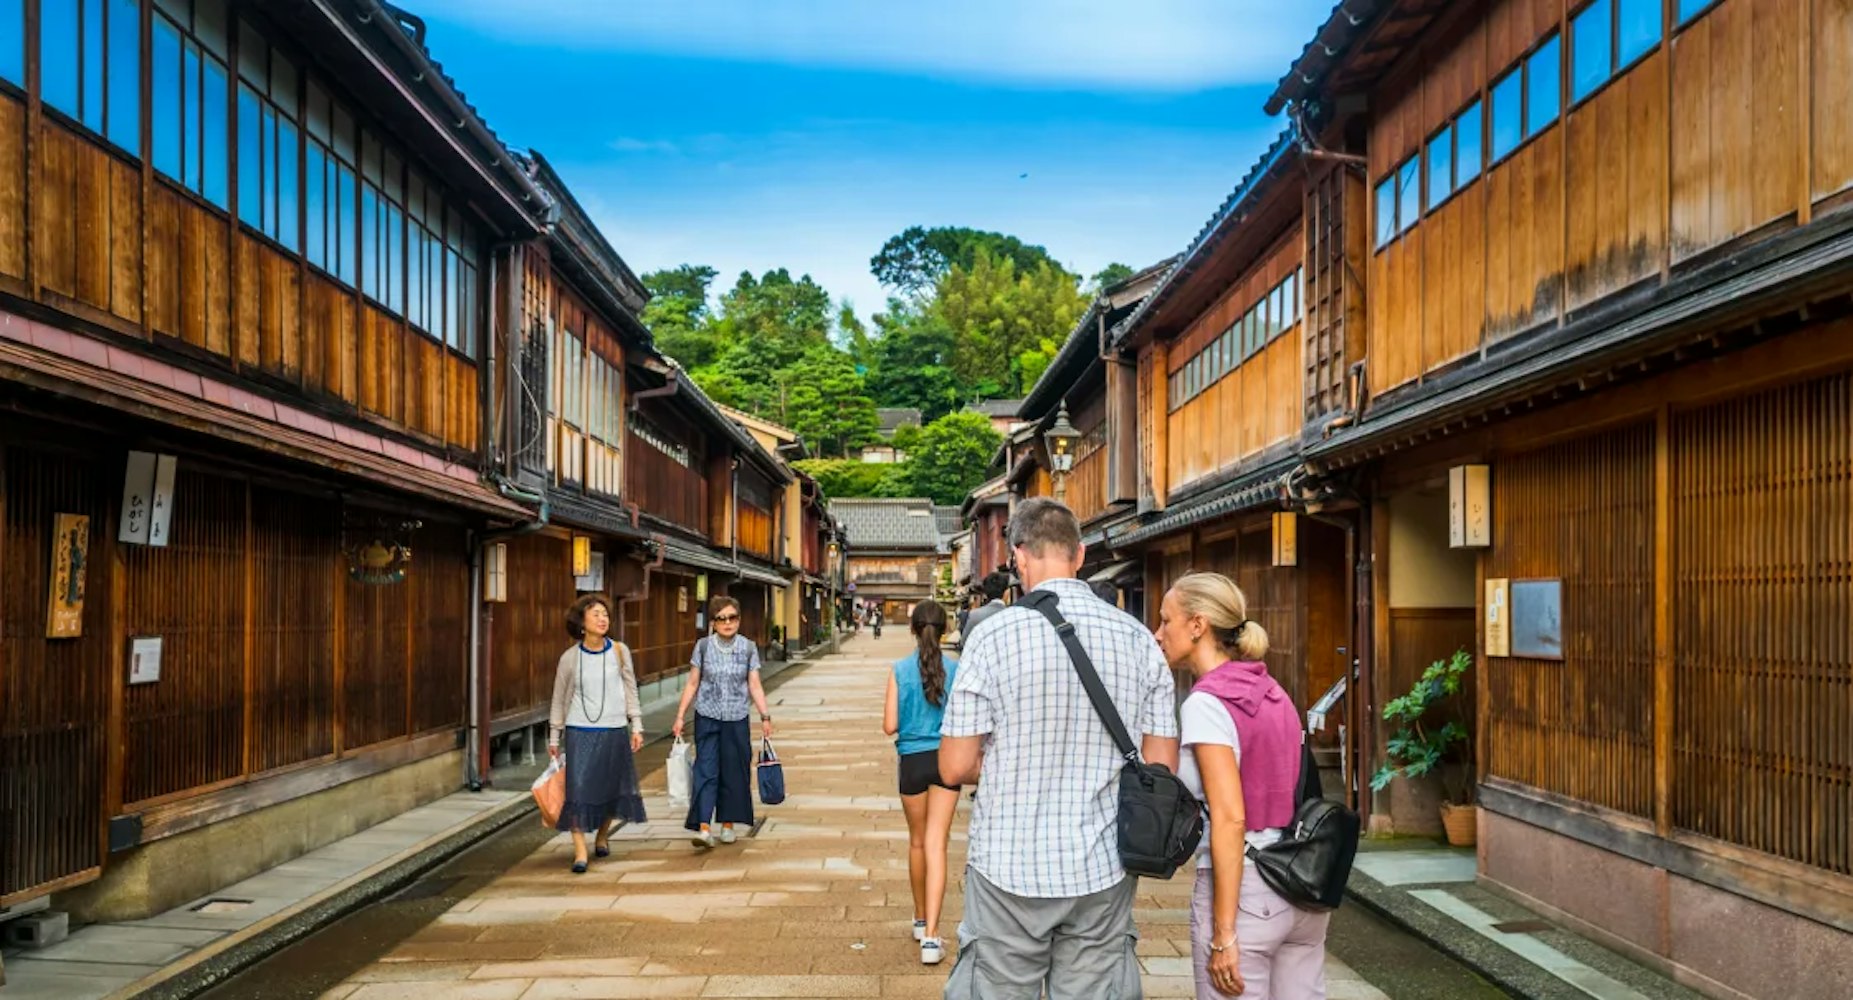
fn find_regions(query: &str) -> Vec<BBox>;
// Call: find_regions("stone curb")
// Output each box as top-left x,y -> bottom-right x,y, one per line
111,642 -> 848,1000
1343,867 -> 1567,1000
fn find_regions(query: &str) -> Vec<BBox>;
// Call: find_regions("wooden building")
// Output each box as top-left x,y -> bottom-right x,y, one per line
0,0 -> 552,919
1264,3 -> 1853,993
831,498 -> 943,621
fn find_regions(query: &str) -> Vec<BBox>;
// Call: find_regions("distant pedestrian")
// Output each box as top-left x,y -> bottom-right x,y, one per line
939,498 -> 1179,998
882,601 -> 962,966
961,571 -> 1010,644
548,594 -> 646,874
673,596 -> 774,849
871,604 -> 884,638
1155,572 -> 1327,999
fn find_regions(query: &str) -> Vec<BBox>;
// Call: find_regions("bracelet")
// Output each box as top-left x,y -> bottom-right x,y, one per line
1207,933 -> 1237,954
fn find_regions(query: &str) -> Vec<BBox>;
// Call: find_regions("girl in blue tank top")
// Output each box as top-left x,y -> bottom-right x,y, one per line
882,601 -> 960,966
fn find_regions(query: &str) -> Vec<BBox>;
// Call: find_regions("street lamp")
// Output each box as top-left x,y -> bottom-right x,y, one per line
1043,402 -> 1081,500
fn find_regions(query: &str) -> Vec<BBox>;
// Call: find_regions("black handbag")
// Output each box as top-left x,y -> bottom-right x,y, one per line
1244,722 -> 1360,911
1017,590 -> 1203,880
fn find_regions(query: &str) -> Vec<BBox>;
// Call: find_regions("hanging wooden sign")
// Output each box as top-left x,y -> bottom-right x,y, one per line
118,451 -> 178,547
47,513 -> 90,638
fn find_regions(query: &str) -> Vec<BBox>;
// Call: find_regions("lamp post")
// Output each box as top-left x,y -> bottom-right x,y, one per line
826,538 -> 841,643
1043,402 -> 1081,502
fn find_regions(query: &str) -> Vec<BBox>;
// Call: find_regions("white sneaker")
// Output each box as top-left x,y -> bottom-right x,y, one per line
719,826 -> 737,845
921,938 -> 945,965
912,919 -> 927,942
692,830 -> 715,849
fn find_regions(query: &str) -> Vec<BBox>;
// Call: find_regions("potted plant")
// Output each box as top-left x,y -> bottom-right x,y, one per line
1370,649 -> 1476,846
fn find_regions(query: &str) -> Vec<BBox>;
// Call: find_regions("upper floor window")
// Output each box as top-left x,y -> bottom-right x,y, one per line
631,412 -> 692,468
44,0 -> 140,154
1425,128 -> 1453,212
1168,267 -> 1301,410
1456,99 -> 1483,184
588,353 -> 622,444
236,23 -> 299,251
1573,0 -> 1661,103
1374,156 -> 1420,249
1525,35 -> 1561,137
1490,68 -> 1523,161
0,0 -> 24,85
1425,98 -> 1485,215
152,0 -> 230,208
302,80 -> 358,286
1676,0 -> 1714,24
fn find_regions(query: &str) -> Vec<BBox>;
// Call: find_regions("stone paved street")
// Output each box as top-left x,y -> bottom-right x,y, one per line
318,632 -> 1389,999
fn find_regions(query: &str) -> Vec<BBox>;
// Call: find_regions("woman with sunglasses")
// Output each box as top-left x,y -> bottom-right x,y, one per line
673,595 -> 774,848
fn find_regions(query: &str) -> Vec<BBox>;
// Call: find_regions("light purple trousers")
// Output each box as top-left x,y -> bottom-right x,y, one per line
1190,864 -> 1331,999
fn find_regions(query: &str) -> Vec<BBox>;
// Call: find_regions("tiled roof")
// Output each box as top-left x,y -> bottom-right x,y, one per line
934,505 -> 964,538
967,399 -> 1024,418
877,408 -> 923,433
829,498 -> 941,551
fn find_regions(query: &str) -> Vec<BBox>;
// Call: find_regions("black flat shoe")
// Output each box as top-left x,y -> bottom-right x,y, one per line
594,844 -> 610,858
571,860 -> 588,874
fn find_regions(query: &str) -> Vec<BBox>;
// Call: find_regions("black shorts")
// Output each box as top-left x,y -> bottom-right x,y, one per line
898,749 -> 960,796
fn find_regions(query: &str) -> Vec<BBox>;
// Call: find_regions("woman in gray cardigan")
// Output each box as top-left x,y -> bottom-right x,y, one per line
549,594 -> 646,873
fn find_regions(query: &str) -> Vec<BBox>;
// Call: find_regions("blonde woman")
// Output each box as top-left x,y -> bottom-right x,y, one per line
1154,572 -> 1327,999
672,596 -> 774,848
548,594 -> 646,875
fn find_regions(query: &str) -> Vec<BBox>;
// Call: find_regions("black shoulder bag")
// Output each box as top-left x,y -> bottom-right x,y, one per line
1017,590 -> 1203,880
1244,720 -> 1360,911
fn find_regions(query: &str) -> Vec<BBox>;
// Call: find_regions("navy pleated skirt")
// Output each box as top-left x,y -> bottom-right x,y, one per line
558,726 -> 647,832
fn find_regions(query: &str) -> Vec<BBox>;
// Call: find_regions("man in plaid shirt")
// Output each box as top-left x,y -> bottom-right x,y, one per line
939,498 -> 1179,998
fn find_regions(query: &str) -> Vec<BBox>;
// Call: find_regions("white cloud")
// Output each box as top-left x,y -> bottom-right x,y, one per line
607,137 -> 681,154
423,0 -> 1327,91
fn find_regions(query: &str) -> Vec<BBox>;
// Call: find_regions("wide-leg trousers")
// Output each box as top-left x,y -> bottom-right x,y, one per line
685,713 -> 754,831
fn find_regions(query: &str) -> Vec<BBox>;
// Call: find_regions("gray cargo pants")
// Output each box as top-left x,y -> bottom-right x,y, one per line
943,868 -> 1142,1000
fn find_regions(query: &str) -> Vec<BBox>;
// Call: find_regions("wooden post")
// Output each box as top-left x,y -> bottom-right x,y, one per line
242,482 -> 256,777
1654,404 -> 1673,838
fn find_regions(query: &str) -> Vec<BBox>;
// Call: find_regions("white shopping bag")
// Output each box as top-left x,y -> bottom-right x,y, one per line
666,736 -> 693,807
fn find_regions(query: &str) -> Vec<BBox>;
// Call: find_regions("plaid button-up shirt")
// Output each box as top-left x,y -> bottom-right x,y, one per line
693,635 -> 761,722
942,577 -> 1179,898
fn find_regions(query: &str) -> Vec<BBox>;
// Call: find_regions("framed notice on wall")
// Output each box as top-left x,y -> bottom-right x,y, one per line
1485,578 -> 1510,657
47,513 -> 89,638
1510,579 -> 1564,661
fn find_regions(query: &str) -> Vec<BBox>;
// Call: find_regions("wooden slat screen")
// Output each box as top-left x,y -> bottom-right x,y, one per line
413,525 -> 470,734
1671,374 -> 1853,875
122,469 -> 247,805
250,487 -> 337,773
1487,423 -> 1656,818
489,533 -> 574,720
1,448 -> 110,899
626,568 -> 699,683
626,419 -> 707,535
1303,164 -> 1352,420
343,560 -> 412,751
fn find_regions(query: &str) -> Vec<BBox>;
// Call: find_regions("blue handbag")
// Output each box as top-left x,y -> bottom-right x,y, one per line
756,738 -> 786,806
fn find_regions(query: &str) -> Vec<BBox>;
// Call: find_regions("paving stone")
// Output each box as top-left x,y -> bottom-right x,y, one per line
697,974 -> 880,997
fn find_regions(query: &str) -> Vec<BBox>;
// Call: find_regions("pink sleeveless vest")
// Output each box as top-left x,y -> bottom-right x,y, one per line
1191,661 -> 1302,830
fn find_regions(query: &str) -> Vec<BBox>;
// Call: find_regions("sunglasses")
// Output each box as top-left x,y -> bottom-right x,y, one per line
713,614 -> 740,623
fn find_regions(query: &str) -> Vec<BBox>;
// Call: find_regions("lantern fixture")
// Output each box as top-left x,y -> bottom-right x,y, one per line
571,535 -> 593,577
1044,402 -> 1081,475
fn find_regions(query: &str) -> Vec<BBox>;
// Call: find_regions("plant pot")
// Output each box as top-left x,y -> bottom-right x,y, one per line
1440,803 -> 1477,847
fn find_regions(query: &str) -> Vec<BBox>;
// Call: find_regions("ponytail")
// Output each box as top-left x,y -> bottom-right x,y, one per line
911,602 -> 949,706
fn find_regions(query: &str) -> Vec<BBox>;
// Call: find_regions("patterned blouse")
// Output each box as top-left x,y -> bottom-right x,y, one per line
694,634 -> 761,722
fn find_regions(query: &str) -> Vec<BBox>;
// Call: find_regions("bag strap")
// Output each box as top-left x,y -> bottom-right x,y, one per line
1016,590 -> 1139,764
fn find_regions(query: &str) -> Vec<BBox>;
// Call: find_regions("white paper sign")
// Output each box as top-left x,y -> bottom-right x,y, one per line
575,550 -> 605,592
119,452 -> 177,547
129,636 -> 163,684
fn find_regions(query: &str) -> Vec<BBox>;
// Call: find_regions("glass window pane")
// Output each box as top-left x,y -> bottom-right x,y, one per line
1375,175 -> 1396,247
337,166 -> 357,285
1526,35 -> 1561,136
387,204 -> 403,311
270,54 -> 297,116
202,56 -> 228,207
1456,101 -> 1483,185
1396,157 -> 1420,233
182,44 -> 201,190
237,19 -> 263,84
1572,0 -> 1611,102
1491,70 -> 1522,160
83,0 -> 104,131
305,80 -> 330,141
384,152 -> 403,203
1426,127 -> 1452,211
152,17 -> 182,180
41,0 -> 78,114
332,105 -> 355,162
304,143 -> 325,268
107,0 -> 139,150
237,84 -> 261,226
260,105 -> 277,234
1677,0 -> 1711,23
195,0 -> 227,57
1617,0 -> 1660,65
0,0 -> 24,84
360,185 -> 377,296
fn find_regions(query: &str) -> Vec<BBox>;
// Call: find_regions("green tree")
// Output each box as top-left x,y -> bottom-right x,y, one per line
933,250 -> 1089,398
718,268 -> 832,345
864,301 -> 965,421
793,458 -> 912,499
779,345 -> 881,459
870,226 -> 1070,293
836,301 -> 876,371
901,411 -> 1004,505
1089,262 -> 1136,292
641,264 -> 721,368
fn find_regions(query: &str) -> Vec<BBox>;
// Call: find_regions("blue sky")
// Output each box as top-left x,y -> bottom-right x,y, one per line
416,1 -> 1336,323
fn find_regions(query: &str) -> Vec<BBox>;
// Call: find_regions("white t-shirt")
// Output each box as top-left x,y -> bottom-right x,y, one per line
1178,690 -> 1284,869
